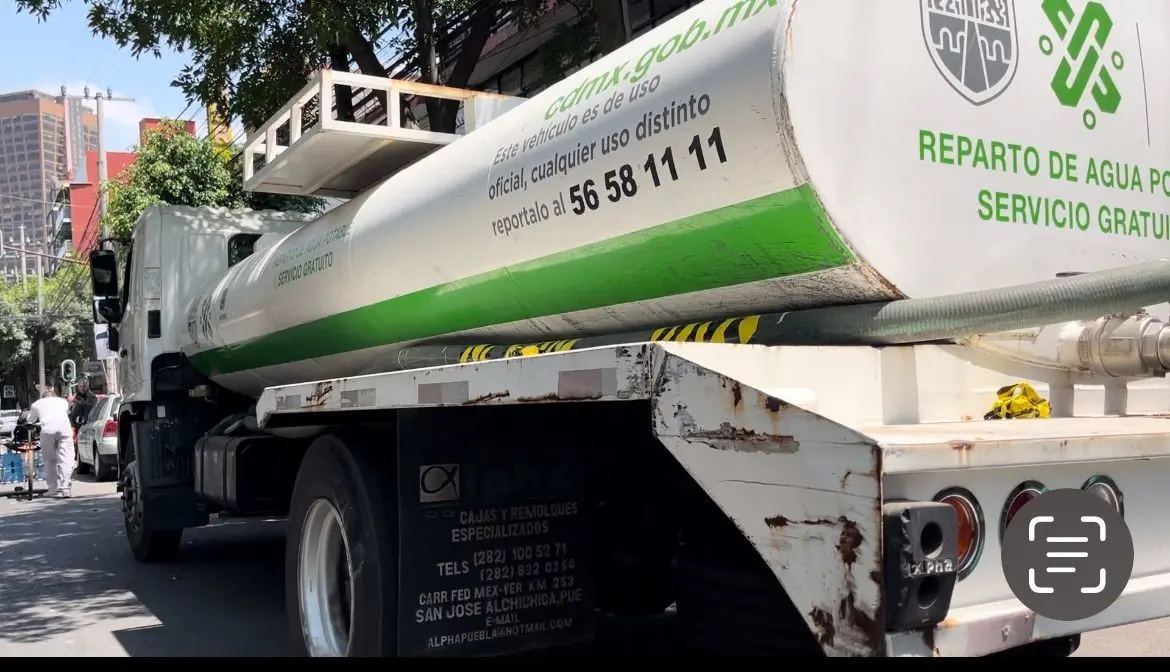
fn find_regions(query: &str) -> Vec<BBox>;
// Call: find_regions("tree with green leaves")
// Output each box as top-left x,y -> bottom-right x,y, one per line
15,0 -> 626,134
0,269 -> 96,405
103,119 -> 324,239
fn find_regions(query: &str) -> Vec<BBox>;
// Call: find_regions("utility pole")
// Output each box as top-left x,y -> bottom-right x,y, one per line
60,86 -> 134,238
59,86 -> 134,394
18,224 -> 27,290
36,249 -> 44,393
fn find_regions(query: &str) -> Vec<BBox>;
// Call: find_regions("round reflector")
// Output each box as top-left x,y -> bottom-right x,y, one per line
1082,475 -> 1124,516
934,487 -> 984,580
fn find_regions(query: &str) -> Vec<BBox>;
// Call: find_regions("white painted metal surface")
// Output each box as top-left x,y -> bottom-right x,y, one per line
177,0 -> 1170,397
256,340 -> 1170,656
242,70 -> 524,198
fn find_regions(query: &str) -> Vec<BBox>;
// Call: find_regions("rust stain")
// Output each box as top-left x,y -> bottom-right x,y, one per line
949,440 -> 974,451
764,515 -> 791,528
463,390 -> 511,405
837,518 -> 863,567
304,382 -> 334,409
838,595 -> 883,656
516,392 -> 602,403
809,607 -> 836,647
764,395 -> 784,412
766,514 -> 883,655
686,422 -> 800,453
921,625 -> 939,656
840,470 -> 853,490
764,514 -> 836,529
763,514 -> 864,566
731,382 -> 743,409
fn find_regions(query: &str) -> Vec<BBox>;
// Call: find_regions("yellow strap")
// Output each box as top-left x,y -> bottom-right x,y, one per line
985,382 -> 1051,420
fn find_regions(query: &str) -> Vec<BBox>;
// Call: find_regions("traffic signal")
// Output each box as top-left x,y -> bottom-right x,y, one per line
60,359 -> 76,383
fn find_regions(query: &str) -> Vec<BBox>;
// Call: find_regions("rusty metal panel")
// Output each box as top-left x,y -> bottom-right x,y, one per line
649,343 -> 886,656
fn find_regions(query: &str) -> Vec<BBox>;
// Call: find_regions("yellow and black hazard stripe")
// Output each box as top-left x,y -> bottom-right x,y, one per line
648,315 -> 761,345
502,339 -> 580,357
458,344 -> 497,363
454,315 -> 761,364
459,339 -> 581,363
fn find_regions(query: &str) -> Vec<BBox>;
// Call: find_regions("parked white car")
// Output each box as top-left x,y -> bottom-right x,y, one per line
76,394 -> 119,481
0,409 -> 20,439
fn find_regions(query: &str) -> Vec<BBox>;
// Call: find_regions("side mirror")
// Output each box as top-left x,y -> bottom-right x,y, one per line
89,248 -> 119,298
107,326 -> 121,354
95,297 -> 123,324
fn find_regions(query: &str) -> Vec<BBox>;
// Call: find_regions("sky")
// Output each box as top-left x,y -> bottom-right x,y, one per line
0,1 -> 194,151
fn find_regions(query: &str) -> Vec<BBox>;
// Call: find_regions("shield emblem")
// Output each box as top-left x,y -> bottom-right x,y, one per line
921,0 -> 1019,105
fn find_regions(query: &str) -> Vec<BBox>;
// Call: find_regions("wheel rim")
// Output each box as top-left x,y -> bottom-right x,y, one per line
297,497 -> 355,657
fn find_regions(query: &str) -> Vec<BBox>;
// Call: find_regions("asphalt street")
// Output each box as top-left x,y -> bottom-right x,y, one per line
0,476 -> 1162,657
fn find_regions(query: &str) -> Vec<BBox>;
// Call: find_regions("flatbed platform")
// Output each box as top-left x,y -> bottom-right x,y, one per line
868,415 -> 1170,473
257,341 -> 1170,474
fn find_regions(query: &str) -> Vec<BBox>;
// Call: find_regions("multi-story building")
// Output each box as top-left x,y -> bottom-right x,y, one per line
328,0 -> 696,136
464,0 -> 701,96
45,117 -> 197,275
0,90 -> 98,281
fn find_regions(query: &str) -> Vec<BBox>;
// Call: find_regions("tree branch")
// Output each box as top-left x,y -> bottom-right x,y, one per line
343,24 -> 390,120
328,44 -> 356,122
434,1 -> 498,132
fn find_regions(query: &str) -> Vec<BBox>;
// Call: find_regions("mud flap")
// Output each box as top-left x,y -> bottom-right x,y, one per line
133,420 -> 207,530
395,405 -> 596,656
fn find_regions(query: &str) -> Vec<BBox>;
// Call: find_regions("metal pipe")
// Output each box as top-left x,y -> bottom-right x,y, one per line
371,260 -> 1170,374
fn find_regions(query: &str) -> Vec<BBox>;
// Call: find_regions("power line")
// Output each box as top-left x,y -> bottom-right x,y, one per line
41,206 -> 100,319
0,192 -> 60,207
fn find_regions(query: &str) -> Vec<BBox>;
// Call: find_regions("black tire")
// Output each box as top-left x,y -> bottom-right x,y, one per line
286,433 -> 397,657
76,449 -> 91,475
95,445 -> 114,481
122,458 -> 182,562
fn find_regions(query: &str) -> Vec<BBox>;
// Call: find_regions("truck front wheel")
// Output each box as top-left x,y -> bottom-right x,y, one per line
286,433 -> 398,657
121,458 -> 183,562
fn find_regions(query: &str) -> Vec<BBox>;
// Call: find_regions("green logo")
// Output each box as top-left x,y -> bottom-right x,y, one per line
1039,0 -> 1123,130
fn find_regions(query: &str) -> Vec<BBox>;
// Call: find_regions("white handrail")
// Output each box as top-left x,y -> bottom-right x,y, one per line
242,69 -> 510,183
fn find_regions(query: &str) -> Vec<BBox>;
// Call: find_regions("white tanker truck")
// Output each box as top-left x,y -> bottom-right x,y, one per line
88,0 -> 1170,657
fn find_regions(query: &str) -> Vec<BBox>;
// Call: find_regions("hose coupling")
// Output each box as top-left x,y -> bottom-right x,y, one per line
1055,312 -> 1170,378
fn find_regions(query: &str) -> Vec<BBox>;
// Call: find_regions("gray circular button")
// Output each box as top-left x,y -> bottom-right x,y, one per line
1001,488 -> 1133,622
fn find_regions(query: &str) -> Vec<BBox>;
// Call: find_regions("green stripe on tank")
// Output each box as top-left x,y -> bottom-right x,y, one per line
189,184 -> 854,377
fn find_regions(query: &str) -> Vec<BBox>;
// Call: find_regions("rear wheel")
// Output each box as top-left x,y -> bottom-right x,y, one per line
286,433 -> 398,657
76,443 -> 90,474
94,445 -> 114,481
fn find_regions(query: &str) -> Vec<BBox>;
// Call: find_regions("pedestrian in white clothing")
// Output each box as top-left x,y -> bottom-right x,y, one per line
26,388 -> 74,498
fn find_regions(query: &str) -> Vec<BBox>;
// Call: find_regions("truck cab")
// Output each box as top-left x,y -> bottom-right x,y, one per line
89,206 -> 317,555
94,206 -> 316,409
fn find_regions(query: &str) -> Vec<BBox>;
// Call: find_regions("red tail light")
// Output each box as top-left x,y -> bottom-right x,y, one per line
102,419 -> 117,438
934,487 -> 985,580
999,481 -> 1047,540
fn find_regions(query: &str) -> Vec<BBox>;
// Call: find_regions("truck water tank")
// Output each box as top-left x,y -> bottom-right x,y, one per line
183,0 -> 1169,396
